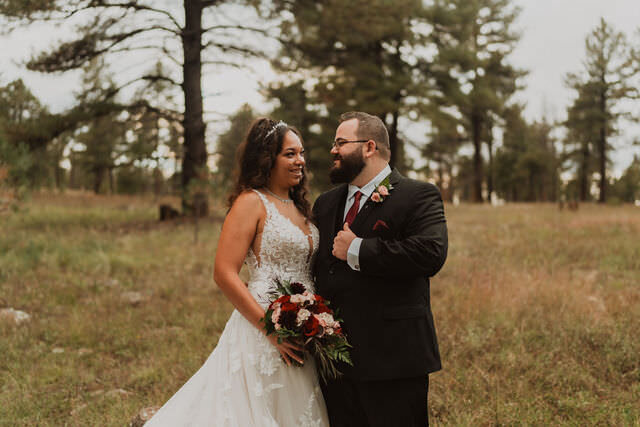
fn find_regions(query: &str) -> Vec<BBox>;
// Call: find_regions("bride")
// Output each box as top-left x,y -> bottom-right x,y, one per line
146,118 -> 329,426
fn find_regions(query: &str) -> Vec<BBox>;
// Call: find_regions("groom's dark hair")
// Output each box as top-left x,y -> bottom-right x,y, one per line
339,111 -> 391,161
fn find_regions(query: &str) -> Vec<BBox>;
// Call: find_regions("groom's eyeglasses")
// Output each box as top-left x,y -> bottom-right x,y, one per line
332,139 -> 369,149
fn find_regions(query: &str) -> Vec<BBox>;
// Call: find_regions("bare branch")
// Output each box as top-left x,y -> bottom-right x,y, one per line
202,60 -> 244,69
125,99 -> 182,123
161,44 -> 183,67
201,0 -> 223,8
103,74 -> 182,100
109,44 -> 163,55
202,41 -> 267,59
202,24 -> 270,37
85,0 -> 182,31
27,24 -> 181,72
140,74 -> 182,87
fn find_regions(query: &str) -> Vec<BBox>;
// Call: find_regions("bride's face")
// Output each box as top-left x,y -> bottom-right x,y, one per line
270,130 -> 305,188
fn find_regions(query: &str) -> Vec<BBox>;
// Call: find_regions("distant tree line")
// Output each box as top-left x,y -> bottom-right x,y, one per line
1,1 -> 639,207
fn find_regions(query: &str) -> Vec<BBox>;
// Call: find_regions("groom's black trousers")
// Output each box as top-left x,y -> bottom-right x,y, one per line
320,375 -> 429,427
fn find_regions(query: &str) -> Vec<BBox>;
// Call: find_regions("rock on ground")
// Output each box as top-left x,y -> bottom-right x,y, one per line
0,308 -> 31,325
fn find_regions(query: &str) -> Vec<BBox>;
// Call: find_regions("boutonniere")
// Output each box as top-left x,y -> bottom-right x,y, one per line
370,175 -> 393,203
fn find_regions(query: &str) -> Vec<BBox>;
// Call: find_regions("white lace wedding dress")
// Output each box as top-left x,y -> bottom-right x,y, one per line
146,190 -> 329,426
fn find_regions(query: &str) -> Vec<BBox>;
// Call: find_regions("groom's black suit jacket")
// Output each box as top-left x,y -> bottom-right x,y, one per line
312,169 -> 448,381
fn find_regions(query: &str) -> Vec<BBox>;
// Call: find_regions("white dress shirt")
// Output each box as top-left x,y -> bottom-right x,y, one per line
343,164 -> 392,271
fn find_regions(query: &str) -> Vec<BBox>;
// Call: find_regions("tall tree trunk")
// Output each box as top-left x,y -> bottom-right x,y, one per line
436,157 -> 444,196
471,113 -> 484,203
446,161 -> 454,203
181,0 -> 208,216
486,131 -> 494,200
579,142 -> 590,201
598,90 -> 607,203
108,168 -> 114,194
54,165 -> 63,191
93,167 -> 105,194
388,110 -> 400,170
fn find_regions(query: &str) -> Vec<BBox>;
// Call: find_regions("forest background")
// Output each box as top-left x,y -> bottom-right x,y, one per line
0,0 -> 639,425
1,0 -> 639,208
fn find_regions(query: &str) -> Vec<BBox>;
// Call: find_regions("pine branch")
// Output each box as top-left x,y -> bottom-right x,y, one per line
201,41 -> 267,59
202,60 -> 244,69
202,24 -> 270,36
83,0 -> 182,31
26,24 -> 180,72
201,0 -> 223,8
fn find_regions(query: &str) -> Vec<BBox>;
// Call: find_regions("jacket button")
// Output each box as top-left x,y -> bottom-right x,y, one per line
329,269 -> 334,275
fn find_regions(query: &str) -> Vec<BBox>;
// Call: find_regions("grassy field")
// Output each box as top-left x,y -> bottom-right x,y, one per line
1,193 -> 638,426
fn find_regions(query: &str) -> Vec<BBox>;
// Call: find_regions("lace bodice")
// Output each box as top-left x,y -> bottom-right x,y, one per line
246,190 -> 319,307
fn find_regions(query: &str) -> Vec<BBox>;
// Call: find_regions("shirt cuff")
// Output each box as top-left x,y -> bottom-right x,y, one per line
347,237 -> 363,271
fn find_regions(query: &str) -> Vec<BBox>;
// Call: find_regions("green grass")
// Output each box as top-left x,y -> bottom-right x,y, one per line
1,195 -> 638,425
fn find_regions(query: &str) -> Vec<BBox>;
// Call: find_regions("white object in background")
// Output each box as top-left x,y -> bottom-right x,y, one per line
490,191 -> 505,206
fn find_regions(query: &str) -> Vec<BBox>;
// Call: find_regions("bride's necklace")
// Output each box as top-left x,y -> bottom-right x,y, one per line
265,188 -> 293,203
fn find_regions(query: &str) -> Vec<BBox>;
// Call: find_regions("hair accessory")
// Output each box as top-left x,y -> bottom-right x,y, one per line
265,120 -> 287,138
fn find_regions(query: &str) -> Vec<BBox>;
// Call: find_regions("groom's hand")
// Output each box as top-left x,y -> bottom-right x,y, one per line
332,222 -> 356,261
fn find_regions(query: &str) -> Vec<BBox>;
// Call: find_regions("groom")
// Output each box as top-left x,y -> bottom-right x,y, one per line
312,111 -> 448,426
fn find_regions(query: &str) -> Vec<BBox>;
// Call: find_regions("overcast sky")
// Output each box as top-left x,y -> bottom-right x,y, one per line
1,0 -> 639,175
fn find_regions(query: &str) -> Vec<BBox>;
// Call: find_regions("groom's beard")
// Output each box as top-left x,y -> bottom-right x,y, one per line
329,150 -> 366,184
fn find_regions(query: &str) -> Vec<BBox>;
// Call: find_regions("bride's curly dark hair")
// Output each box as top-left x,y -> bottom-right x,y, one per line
227,117 -> 312,221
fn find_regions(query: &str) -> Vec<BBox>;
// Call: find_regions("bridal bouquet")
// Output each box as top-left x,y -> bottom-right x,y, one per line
261,279 -> 352,382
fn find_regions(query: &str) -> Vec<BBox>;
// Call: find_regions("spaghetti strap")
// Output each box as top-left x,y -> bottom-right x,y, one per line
251,189 -> 276,219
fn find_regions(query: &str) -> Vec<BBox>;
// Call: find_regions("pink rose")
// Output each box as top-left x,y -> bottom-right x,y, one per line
371,192 -> 382,202
377,185 -> 389,196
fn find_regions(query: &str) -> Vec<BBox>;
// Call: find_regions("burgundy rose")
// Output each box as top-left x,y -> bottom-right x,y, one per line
303,315 -> 322,337
312,302 -> 331,314
275,295 -> 291,304
290,282 -> 306,295
279,302 -> 299,330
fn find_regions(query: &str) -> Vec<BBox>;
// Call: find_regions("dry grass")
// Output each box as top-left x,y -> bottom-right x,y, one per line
1,195 -> 638,425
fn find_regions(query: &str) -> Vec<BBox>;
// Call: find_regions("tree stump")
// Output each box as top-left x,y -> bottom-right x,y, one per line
159,204 -> 180,221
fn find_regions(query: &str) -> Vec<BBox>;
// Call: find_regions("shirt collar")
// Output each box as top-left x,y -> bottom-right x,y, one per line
347,164 -> 392,201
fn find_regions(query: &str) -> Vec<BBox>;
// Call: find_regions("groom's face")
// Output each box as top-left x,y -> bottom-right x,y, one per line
330,119 -> 366,184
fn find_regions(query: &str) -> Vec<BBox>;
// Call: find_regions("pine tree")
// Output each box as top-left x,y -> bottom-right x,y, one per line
426,0 -> 525,202
1,0 -> 270,214
564,18 -> 638,203
264,0 -> 430,177
215,103 -> 254,191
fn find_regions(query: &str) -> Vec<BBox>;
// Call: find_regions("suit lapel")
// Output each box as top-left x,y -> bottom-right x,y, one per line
350,169 -> 402,232
325,185 -> 348,254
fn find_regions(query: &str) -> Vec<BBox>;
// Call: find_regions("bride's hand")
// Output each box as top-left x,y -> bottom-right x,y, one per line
267,335 -> 304,366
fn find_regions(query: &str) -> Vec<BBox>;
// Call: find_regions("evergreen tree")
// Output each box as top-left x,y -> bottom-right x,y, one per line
494,105 -> 559,201
1,0 -> 270,214
215,103 -> 254,191
421,109 -> 464,202
0,79 -> 55,187
611,155 -> 640,202
426,0 -> 525,202
263,0 -> 430,178
564,18 -> 638,203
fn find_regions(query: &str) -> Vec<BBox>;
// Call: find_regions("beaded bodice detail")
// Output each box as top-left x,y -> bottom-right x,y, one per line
246,190 -> 319,307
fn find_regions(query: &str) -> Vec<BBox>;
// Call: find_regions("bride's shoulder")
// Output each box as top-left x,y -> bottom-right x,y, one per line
229,190 -> 266,216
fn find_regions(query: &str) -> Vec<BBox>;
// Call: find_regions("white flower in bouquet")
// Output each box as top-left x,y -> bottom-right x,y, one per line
296,308 -> 311,326
290,291 -> 315,305
271,306 -> 282,330
314,312 -> 340,329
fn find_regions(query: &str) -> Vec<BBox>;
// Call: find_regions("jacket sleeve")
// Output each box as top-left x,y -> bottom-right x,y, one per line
358,183 -> 448,279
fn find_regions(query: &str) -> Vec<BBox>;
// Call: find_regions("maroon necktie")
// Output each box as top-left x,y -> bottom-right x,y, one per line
344,191 -> 363,226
